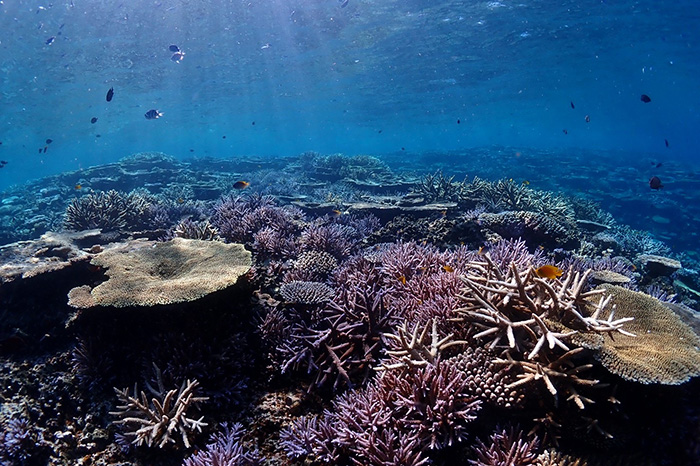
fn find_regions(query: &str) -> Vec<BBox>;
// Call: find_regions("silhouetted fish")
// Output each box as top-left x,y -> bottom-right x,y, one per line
169,44 -> 180,52
45,36 -> 55,45
649,176 -> 663,190
106,87 -> 114,102
171,52 -> 185,63
45,138 -> 53,144
640,94 -> 651,103
664,139 -> 669,148
563,129 -> 568,134
91,117 -> 98,124
144,109 -> 163,120
584,115 -> 590,123
570,101 -> 575,109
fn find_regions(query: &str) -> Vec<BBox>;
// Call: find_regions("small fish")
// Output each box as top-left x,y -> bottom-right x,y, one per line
74,184 -> 82,190
522,180 -> 530,186
330,209 -> 342,217
169,44 -> 180,52
570,101 -> 575,109
171,51 -> 185,63
640,94 -> 651,103
649,176 -> 663,190
45,36 -> 55,45
177,197 -> 185,204
233,180 -> 250,190
584,115 -> 590,123
339,0 -> 349,7
655,162 -> 663,168
106,87 -> 114,102
442,265 -> 454,273
664,139 -> 669,148
90,117 -> 98,124
252,121 -> 255,125
144,109 -> 163,120
535,265 -> 563,279
0,160 -> 8,165
95,134 -> 101,138
478,246 -> 488,256
38,148 -> 42,154
457,119 -> 461,124
43,146 -> 47,153
45,138 -> 53,144
398,275 -> 406,285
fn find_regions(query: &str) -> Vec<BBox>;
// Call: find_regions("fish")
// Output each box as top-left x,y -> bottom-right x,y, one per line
457,119 -> 461,124
649,176 -> 663,190
43,146 -> 47,153
144,109 -> 163,120
171,51 -> 185,63
584,115 -> 590,123
169,44 -> 180,52
233,180 -> 250,190
535,265 -> 563,279
570,101 -> 575,109
45,36 -> 55,45
106,87 -> 114,102
477,245 -> 488,256
640,94 -> 651,103
398,275 -> 406,285
91,117 -> 98,124
655,162 -> 663,168
45,138 -> 53,144
664,139 -> 669,148
442,265 -> 454,273
522,180 -> 530,186
74,184 -> 82,190
330,209 -> 342,217
38,148 -> 42,154
339,0 -> 349,7
563,129 -> 568,134
0,160 -> 7,165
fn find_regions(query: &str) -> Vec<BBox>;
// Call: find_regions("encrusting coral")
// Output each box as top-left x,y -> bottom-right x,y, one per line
68,237 -> 251,308
110,365 -> 208,449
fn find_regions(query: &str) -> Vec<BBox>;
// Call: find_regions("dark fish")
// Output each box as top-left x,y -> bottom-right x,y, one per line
169,44 -> 180,52
45,138 -> 53,144
640,94 -> 651,103
0,160 -> 8,165
570,101 -> 575,109
655,162 -> 663,168
144,109 -> 163,120
233,180 -> 250,190
43,146 -> 47,153
189,148 -> 194,152
457,119 -> 460,124
649,176 -> 663,190
106,87 -> 114,102
222,135 -> 226,139
95,134 -> 101,138
38,148 -> 42,154
90,117 -> 98,124
252,121 -> 255,125
664,138 -> 669,148
45,36 -> 55,45
584,115 -> 590,123
171,52 -> 185,62
563,129 -> 568,134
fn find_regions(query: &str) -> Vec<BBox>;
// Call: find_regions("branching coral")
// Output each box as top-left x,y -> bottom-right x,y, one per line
110,366 -> 208,449
470,426 -> 539,466
183,423 -> 260,466
64,189 -> 153,232
174,218 -> 219,241
416,170 -> 466,202
279,280 -> 335,305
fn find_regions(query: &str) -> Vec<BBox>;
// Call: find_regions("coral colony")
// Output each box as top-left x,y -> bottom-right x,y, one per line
1,151 -> 700,466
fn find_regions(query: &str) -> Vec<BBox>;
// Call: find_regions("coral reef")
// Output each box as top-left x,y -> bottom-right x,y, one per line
279,280 -> 335,304
68,238 -> 251,308
64,189 -> 154,232
470,426 -> 539,466
111,365 -> 208,449
182,423 -> 260,466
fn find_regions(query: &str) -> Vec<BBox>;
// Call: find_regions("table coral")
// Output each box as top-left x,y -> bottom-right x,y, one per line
68,237 -> 251,308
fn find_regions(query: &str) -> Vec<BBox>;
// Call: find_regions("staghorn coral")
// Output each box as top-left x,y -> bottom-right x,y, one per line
68,238 -> 251,308
300,222 -> 357,259
183,423 -> 260,466
470,426 -> 539,466
415,170 -> 466,202
111,366 -> 208,449
586,284 -> 700,385
479,211 -> 578,249
64,189 -> 153,232
279,280 -> 335,305
174,218 -> 219,241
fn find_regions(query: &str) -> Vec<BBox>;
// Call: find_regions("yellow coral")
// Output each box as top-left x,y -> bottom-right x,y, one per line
69,238 -> 251,308
589,284 -> 700,385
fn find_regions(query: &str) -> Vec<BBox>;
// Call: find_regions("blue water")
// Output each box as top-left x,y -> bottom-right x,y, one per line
0,0 -> 699,192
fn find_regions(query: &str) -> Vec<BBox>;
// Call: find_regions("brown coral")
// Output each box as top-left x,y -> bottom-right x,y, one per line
589,284 -> 700,385
69,238 -> 251,308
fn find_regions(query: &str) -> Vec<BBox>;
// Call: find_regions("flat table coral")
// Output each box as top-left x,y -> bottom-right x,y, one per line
68,238 -> 251,308
589,284 -> 700,385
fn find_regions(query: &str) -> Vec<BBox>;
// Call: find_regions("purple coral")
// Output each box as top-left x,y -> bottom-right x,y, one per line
0,417 -> 47,464
183,423 -> 261,466
470,426 -> 539,466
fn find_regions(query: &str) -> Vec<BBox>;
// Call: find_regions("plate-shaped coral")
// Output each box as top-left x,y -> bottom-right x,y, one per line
68,238 -> 251,308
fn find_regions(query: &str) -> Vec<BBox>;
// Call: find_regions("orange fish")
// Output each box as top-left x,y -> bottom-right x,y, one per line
535,265 -> 563,280
330,209 -> 342,217
398,275 -> 407,285
442,265 -> 454,273
233,180 -> 250,190
74,184 -> 82,190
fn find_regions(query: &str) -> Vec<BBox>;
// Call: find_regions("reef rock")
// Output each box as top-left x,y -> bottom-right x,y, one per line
637,254 -> 682,278
0,230 -> 101,283
68,237 -> 251,308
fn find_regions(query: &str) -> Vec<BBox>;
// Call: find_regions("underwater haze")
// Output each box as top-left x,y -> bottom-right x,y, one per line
0,0 -> 699,189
